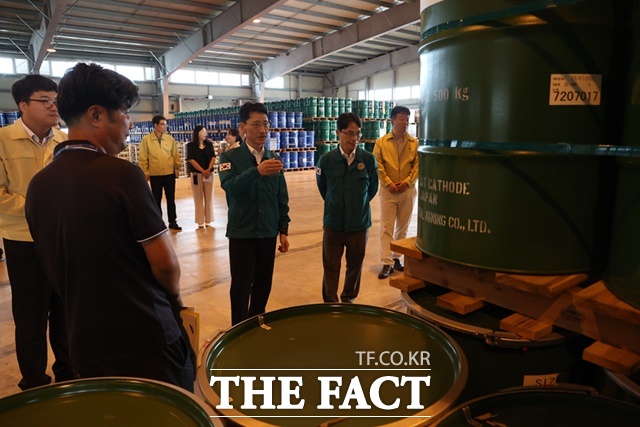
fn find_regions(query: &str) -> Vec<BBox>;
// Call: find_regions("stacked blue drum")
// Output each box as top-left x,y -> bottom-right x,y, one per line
2,111 -> 20,126
128,105 -> 316,172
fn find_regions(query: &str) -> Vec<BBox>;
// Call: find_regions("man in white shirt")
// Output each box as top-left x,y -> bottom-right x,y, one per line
0,74 -> 74,390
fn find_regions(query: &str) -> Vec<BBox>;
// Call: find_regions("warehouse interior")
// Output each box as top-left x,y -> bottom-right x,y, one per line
1,0 -> 639,425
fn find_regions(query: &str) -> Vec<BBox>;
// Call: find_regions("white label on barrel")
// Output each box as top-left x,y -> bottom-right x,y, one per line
522,373 -> 559,387
549,74 -> 602,106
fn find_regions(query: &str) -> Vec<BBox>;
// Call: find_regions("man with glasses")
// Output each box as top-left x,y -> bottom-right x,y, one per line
0,74 -> 74,390
218,102 -> 290,325
373,106 -> 419,279
316,112 -> 378,303
139,115 -> 182,231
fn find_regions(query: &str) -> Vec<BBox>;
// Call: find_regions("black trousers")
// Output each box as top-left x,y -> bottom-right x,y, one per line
74,337 -> 194,392
150,174 -> 177,224
228,237 -> 277,325
4,239 -> 75,390
322,227 -> 368,303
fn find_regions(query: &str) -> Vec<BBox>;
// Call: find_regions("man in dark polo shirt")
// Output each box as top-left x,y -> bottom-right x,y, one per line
25,63 -> 193,391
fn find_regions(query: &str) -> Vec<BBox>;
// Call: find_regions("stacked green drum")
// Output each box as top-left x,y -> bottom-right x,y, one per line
316,119 -> 332,141
417,0 -> 633,274
317,96 -> 325,117
325,97 -> 333,118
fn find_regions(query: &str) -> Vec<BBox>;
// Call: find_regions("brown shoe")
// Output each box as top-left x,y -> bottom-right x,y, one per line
378,264 -> 394,279
393,258 -> 404,272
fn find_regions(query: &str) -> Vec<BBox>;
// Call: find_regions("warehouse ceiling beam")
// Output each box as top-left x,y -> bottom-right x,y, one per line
296,0 -> 376,17
323,44 -> 418,90
278,5 -> 358,24
161,0 -> 289,78
64,7 -> 195,28
29,0 -> 72,73
75,0 -> 225,20
256,1 -> 419,83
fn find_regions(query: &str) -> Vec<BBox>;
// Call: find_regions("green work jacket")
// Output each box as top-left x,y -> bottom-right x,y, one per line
219,143 -> 290,239
316,147 -> 378,232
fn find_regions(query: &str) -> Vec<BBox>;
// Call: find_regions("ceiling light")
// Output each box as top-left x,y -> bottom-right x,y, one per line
46,47 -> 56,53
253,19 -> 261,23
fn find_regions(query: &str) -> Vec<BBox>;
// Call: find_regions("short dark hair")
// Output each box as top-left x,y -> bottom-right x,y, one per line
337,112 -> 361,131
11,75 -> 58,106
390,105 -> 410,119
57,63 -> 139,126
238,102 -> 268,123
152,115 -> 167,125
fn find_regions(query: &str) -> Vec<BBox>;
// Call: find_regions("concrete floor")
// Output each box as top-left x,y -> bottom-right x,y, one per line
0,170 -> 416,398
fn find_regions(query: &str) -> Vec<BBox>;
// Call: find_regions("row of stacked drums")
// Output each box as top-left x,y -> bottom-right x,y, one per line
0,111 -> 20,127
298,98 -> 394,119
277,151 -> 315,169
304,119 -> 390,142
132,111 -> 305,136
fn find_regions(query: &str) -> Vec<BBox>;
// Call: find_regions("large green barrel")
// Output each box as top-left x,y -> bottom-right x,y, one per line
606,156 -> 640,309
433,388 -> 640,427
197,304 -> 467,427
0,378 -> 221,426
403,285 -> 595,403
419,0 -> 631,146
417,0 -> 633,274
416,146 -> 605,274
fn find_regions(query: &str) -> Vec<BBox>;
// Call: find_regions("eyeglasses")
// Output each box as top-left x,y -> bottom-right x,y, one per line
340,130 -> 362,139
25,99 -> 57,109
247,121 -> 270,130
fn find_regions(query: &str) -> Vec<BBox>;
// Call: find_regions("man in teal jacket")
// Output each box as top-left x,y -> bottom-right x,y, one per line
219,102 -> 290,325
316,112 -> 378,303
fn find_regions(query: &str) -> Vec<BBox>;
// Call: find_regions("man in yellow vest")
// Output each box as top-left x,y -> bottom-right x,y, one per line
139,116 -> 182,231
373,106 -> 419,279
0,74 -> 74,390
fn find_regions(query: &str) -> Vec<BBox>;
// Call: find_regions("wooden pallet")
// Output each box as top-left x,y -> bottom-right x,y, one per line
390,237 -> 640,354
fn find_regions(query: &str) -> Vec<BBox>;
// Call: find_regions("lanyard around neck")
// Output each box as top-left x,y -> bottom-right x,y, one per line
54,143 -> 102,159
